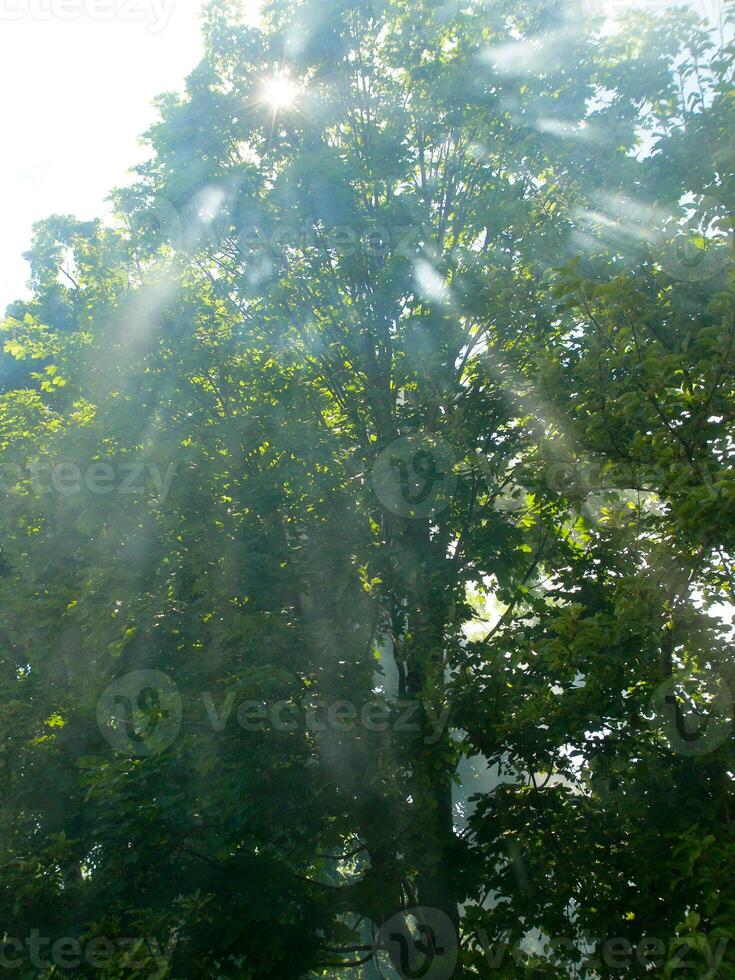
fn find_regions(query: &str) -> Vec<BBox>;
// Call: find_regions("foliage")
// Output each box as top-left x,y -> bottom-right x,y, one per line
1,0 -> 734,976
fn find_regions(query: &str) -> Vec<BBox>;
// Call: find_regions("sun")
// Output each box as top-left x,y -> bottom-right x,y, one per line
261,75 -> 298,111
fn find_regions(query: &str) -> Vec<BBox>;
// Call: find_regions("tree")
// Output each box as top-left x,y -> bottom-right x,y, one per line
1,0 -> 734,976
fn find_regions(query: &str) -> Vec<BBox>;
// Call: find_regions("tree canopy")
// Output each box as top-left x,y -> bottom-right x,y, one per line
1,0 -> 734,976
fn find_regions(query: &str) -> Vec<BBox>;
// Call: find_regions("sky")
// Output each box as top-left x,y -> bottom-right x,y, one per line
0,0 -> 722,314
0,0 -> 210,312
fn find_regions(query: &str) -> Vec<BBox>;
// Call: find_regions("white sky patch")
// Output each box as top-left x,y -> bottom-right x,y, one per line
0,1 -> 249,312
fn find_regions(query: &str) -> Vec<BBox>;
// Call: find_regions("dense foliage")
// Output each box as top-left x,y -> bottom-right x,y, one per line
1,0 -> 734,976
